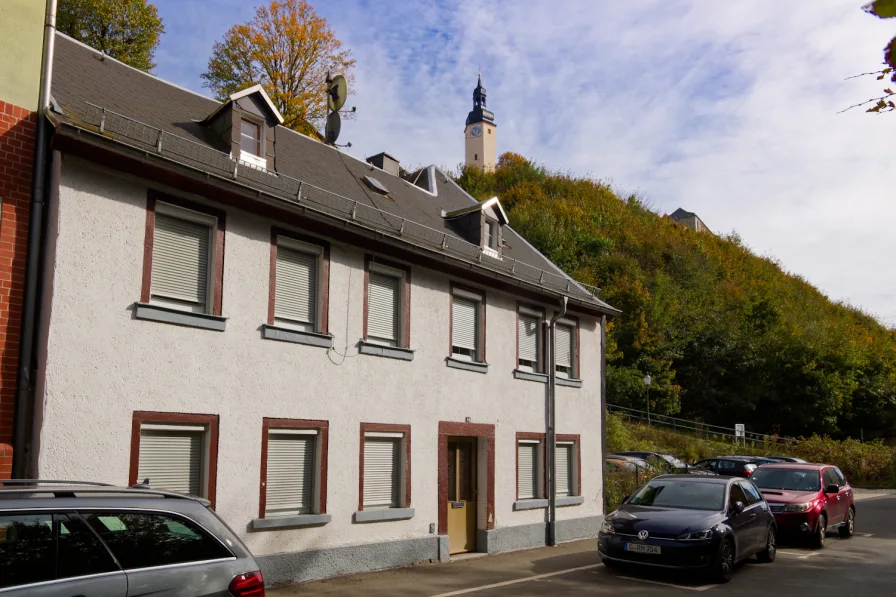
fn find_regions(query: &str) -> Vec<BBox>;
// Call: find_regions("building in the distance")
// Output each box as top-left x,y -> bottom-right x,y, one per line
669,207 -> 712,234
464,75 -> 497,171
23,32 -> 619,584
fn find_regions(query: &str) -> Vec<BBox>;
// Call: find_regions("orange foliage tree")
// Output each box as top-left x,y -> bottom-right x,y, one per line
202,0 -> 356,136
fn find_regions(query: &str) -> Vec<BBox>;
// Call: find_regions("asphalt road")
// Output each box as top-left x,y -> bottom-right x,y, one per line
271,493 -> 896,596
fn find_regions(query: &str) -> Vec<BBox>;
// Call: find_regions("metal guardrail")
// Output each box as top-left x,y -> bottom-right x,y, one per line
67,102 -> 606,306
607,403 -> 800,446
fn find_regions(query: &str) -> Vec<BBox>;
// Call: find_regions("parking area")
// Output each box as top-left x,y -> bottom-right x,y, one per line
269,492 -> 896,596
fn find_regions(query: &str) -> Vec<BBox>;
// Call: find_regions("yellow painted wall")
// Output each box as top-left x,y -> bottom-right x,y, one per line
0,0 -> 45,111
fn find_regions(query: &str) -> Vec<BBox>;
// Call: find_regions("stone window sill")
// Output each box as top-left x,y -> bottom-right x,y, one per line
353,508 -> 415,523
262,324 -> 333,348
513,369 -> 548,383
358,340 -> 415,361
250,514 -> 331,530
134,302 -> 226,332
445,357 -> 488,374
556,377 -> 583,388
557,496 -> 585,507
513,499 -> 549,511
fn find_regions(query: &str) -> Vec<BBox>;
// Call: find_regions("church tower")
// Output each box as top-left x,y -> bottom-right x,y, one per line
464,75 -> 496,171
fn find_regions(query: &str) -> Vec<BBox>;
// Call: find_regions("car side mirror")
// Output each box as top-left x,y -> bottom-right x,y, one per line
825,484 -> 839,495
732,501 -> 745,515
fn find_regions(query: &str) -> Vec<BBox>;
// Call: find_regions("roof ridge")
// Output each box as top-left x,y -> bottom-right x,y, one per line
54,31 -> 219,104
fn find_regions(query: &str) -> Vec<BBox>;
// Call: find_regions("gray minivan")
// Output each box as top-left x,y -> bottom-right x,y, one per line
0,480 -> 264,596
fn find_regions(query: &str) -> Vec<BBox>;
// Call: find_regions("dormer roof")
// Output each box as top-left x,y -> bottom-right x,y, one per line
201,84 -> 284,125
443,196 -> 509,225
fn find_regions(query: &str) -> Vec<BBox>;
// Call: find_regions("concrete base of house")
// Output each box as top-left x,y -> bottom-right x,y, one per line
256,515 -> 602,585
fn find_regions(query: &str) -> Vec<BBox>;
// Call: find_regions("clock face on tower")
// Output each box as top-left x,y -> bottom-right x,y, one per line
470,124 -> 483,138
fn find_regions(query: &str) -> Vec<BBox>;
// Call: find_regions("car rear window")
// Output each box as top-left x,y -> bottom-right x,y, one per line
629,481 -> 725,510
750,468 -> 820,492
82,511 -> 232,570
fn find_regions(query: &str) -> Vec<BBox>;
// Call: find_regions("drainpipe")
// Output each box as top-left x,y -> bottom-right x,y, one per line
546,295 -> 568,546
12,0 -> 57,479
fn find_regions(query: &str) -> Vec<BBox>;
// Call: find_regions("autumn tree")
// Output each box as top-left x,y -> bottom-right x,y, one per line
57,0 -> 164,71
844,0 -> 896,113
201,0 -> 356,137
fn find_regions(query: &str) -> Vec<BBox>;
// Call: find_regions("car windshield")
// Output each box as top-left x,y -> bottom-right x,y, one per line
750,468 -> 820,492
661,455 -> 687,469
628,481 -> 725,510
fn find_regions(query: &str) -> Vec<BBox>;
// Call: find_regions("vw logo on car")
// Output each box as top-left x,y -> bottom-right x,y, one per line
638,530 -> 649,540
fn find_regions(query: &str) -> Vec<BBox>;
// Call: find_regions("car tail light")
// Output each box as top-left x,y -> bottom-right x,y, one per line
744,464 -> 757,476
229,571 -> 264,597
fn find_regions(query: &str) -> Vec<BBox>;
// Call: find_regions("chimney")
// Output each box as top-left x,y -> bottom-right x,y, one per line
366,152 -> 400,177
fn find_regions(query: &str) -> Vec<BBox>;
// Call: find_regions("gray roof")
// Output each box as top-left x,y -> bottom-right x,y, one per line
670,208 -> 696,220
49,33 -> 617,315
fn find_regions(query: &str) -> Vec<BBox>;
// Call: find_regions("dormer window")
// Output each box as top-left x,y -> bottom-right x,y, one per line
484,219 -> 499,251
240,119 -> 266,168
442,196 -> 508,260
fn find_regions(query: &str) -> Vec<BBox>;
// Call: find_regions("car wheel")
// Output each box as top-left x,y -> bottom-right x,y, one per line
839,507 -> 855,538
713,540 -> 735,583
812,514 -> 827,549
757,527 -> 777,563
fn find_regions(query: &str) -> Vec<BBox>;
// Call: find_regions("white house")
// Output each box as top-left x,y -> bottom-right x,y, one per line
27,33 -> 619,584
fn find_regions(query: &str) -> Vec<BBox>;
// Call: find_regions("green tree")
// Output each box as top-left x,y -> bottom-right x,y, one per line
201,0 -> 356,137
844,0 -> 896,113
57,0 -> 164,71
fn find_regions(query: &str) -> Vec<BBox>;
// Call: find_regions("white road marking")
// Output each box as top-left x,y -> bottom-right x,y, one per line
777,550 -> 822,560
428,564 -> 601,596
617,575 -> 720,592
858,533 -> 874,537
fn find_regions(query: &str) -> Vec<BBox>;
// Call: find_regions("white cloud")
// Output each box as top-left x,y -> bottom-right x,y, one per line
153,0 -> 896,324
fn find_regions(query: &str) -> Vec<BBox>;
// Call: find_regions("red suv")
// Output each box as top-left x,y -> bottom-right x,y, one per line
749,463 -> 855,548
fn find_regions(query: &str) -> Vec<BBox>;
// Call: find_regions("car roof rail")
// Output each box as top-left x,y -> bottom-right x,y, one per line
0,479 -> 117,487
0,483 -> 210,506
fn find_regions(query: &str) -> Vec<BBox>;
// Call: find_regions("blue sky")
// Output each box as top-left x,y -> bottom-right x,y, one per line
150,0 -> 896,325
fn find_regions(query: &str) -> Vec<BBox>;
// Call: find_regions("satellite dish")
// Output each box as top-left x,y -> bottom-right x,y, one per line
327,75 -> 347,112
325,111 -> 341,144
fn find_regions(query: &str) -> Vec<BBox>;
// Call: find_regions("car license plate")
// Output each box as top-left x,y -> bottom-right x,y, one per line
625,543 -> 661,555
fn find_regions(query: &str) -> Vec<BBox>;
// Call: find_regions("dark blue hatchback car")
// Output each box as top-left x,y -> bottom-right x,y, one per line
598,474 -> 777,582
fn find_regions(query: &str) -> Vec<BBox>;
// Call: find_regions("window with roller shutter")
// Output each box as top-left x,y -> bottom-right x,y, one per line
265,429 -> 317,517
363,433 -> 404,509
274,238 -> 322,332
150,205 -> 216,313
137,423 -> 207,497
517,440 -> 541,500
365,260 -> 409,348
555,441 -> 579,497
517,308 -> 543,372
452,287 -> 484,362
555,322 -> 576,379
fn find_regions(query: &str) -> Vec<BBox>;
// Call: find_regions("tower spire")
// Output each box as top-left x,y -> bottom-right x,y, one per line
464,74 -> 497,171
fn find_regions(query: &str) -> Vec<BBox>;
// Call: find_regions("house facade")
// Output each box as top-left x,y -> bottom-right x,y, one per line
0,0 -> 45,479
28,33 -> 619,583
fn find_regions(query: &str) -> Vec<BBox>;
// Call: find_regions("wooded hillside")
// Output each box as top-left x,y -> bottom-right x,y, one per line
456,153 -> 896,440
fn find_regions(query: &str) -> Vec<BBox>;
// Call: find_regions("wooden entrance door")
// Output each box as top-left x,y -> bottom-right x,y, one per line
447,437 -> 477,554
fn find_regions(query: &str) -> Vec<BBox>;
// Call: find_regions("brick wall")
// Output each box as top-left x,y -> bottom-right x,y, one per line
0,100 -> 35,479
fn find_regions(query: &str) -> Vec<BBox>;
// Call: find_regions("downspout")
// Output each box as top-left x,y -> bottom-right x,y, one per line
546,295 -> 568,546
12,0 -> 57,479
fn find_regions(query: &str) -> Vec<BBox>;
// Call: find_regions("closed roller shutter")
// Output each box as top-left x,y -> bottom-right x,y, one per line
368,272 -> 400,344
518,314 -> 539,368
266,431 -> 315,517
556,444 -> 573,497
452,297 -> 478,355
152,213 -> 211,310
518,442 -> 538,499
363,437 -> 400,509
275,246 -> 317,327
555,324 -> 573,373
138,427 -> 204,497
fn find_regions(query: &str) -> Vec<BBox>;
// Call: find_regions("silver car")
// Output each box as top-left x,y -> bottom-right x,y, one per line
0,480 -> 263,596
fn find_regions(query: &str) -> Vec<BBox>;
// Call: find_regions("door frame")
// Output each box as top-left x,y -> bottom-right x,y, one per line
438,421 -> 495,538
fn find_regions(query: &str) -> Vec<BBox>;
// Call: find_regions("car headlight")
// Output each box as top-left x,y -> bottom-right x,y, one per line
599,519 -> 615,535
784,502 -> 812,512
677,529 -> 713,540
